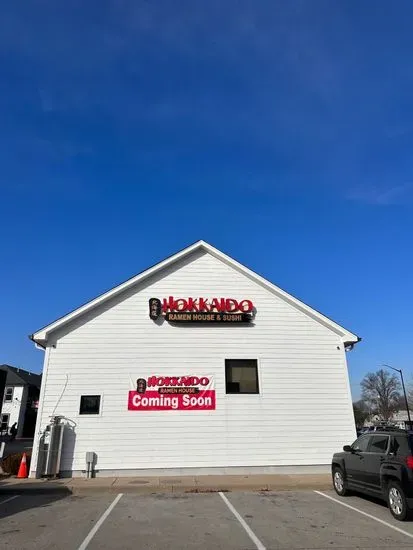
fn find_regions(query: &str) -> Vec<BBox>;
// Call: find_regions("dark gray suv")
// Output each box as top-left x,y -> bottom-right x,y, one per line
332,430 -> 413,520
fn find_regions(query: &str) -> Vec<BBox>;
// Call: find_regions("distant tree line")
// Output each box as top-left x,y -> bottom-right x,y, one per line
353,368 -> 412,428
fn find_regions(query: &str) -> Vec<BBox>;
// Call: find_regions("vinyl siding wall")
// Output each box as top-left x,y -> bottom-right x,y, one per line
31,250 -> 356,476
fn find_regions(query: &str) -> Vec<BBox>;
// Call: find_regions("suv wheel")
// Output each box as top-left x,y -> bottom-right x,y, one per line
333,467 -> 348,496
387,481 -> 408,521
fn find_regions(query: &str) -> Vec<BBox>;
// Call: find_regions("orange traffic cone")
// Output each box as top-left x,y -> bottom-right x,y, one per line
17,452 -> 28,479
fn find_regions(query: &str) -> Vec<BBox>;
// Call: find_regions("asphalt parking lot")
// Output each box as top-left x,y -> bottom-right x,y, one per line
2,489 -> 413,549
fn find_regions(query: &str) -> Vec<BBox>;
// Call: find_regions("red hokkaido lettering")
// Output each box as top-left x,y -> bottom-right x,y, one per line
210,298 -> 224,312
239,299 -> 254,312
162,296 -> 176,312
159,297 -> 254,313
225,299 -> 238,312
186,298 -> 199,311
147,376 -> 158,387
145,376 -> 210,387
175,299 -> 188,311
198,298 -> 208,311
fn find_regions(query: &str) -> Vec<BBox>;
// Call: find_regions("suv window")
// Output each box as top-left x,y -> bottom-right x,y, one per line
392,435 -> 413,456
368,435 -> 389,453
352,435 -> 371,452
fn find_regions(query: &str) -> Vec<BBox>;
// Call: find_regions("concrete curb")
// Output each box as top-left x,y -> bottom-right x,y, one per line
0,474 -> 333,496
0,484 -> 333,496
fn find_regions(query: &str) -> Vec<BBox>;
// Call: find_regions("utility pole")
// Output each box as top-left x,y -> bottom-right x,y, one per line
383,364 -> 412,427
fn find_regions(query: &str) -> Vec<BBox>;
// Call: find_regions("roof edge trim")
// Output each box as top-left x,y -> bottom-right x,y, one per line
31,240 -> 360,345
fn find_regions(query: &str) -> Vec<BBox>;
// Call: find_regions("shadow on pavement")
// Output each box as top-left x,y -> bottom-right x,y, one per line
348,490 -> 413,522
0,479 -> 72,521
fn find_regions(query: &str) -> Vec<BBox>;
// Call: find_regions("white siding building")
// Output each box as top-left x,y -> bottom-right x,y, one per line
30,241 -> 359,478
1,386 -> 25,436
0,365 -> 41,438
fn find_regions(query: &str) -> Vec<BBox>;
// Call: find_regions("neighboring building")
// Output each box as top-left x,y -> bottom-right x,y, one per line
29,241 -> 360,478
391,410 -> 413,429
0,365 -> 41,438
0,370 -> 6,413
368,410 -> 412,430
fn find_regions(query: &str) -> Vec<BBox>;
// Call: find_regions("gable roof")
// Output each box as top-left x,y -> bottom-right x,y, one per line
0,364 -> 42,388
30,240 -> 360,348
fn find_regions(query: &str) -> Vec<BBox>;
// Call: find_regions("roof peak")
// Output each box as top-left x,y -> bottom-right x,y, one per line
0,364 -> 38,375
0,364 -> 42,387
30,240 -> 360,347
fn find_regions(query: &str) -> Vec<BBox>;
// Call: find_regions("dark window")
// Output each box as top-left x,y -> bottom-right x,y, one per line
392,435 -> 413,456
225,359 -> 259,394
352,435 -> 371,452
4,387 -> 13,402
368,435 -> 389,453
0,414 -> 9,434
79,395 -> 101,415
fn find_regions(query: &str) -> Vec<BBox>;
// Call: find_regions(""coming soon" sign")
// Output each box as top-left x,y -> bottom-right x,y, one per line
128,375 -> 216,411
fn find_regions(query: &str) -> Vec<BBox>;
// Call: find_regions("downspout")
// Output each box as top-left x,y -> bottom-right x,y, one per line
29,334 -> 46,350
344,336 -> 362,352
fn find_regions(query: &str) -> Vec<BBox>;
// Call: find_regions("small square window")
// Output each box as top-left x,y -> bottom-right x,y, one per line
4,387 -> 13,402
225,359 -> 259,394
79,395 -> 101,415
0,413 -> 9,433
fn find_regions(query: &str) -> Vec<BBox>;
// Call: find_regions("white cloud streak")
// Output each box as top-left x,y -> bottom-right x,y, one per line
347,182 -> 413,205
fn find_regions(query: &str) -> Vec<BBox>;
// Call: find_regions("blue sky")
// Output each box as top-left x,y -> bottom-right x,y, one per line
1,1 -> 413,399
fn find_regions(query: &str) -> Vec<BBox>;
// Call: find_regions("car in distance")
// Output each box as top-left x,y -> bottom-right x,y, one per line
332,429 -> 413,520
356,426 -> 394,436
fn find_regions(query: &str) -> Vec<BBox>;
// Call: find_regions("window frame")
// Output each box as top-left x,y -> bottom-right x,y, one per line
394,435 -> 413,456
367,434 -> 390,454
351,434 -> 371,452
78,394 -> 103,416
0,413 -> 10,433
4,387 -> 13,402
225,359 -> 260,395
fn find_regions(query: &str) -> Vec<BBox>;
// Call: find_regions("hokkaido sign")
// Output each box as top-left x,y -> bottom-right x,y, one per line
128,375 -> 216,411
149,296 -> 255,323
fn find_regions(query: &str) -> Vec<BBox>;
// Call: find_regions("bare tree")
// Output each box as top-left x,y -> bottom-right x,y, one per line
353,400 -> 370,428
361,369 -> 401,421
407,377 -> 413,409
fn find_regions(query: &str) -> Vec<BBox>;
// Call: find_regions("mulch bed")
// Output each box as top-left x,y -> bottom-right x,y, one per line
0,451 -> 32,475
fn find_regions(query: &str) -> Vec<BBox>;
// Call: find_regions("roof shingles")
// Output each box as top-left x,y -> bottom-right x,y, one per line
0,364 -> 42,388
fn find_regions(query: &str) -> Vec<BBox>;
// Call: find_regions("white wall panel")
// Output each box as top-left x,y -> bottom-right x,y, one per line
31,250 -> 356,475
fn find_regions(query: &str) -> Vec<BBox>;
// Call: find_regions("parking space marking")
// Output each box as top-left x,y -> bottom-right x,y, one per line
219,491 -> 266,550
0,495 -> 19,506
315,490 -> 413,541
77,493 -> 123,550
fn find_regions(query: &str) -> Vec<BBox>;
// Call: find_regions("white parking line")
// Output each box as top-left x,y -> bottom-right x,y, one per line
77,493 -> 123,550
315,491 -> 413,541
0,495 -> 19,506
219,492 -> 266,550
